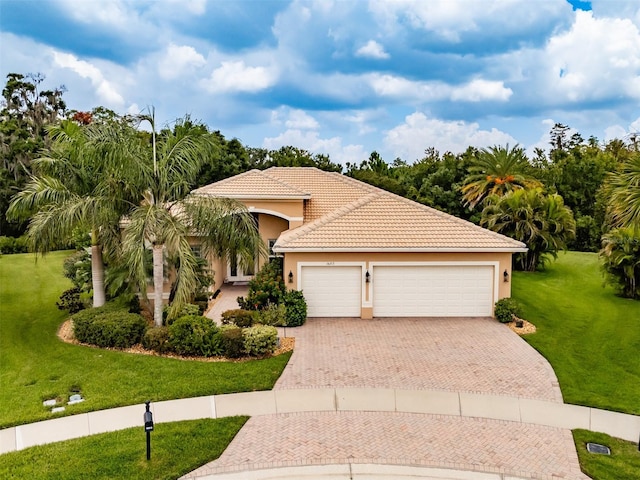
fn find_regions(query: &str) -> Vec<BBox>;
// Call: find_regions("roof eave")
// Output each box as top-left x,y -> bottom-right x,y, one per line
195,193 -> 311,200
273,246 -> 529,253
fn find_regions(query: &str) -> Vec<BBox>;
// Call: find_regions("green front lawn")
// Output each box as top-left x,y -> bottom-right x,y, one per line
0,252 -> 291,428
512,251 -> 640,415
0,417 -> 247,480
573,429 -> 640,480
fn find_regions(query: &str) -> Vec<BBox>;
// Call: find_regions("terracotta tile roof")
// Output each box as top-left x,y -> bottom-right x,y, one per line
193,169 -> 310,199
195,167 -> 526,252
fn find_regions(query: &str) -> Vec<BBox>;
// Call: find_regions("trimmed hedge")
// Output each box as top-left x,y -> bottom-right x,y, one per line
221,309 -> 256,327
243,325 -> 278,357
0,236 -> 28,254
168,315 -> 222,357
284,290 -> 307,327
219,325 -> 244,358
255,303 -> 286,326
142,326 -> 171,354
494,297 -> 521,323
72,309 -> 146,348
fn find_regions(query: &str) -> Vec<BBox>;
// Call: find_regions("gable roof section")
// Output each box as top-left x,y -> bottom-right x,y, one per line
193,169 -> 310,199
273,189 -> 527,252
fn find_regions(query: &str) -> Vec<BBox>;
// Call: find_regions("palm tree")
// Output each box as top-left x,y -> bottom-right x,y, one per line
7,119 -> 132,307
481,188 -> 576,271
600,227 -> 640,299
111,112 -> 265,326
604,153 -> 640,230
462,144 -> 541,209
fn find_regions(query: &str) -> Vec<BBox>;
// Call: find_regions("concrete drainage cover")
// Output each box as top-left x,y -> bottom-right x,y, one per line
586,442 -> 611,455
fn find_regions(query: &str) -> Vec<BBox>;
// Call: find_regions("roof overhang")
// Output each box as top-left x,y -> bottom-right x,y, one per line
272,247 -> 529,253
195,193 -> 311,200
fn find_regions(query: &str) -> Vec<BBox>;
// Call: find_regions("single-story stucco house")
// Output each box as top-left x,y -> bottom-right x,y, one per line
192,167 -> 527,319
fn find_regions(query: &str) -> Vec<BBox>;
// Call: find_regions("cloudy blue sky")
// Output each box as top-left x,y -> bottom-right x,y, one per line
1,0 -> 639,165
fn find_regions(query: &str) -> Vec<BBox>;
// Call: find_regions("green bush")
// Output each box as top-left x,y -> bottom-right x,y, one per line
243,325 -> 278,357
494,298 -> 520,323
253,303 -> 286,326
0,236 -> 28,254
600,227 -> 640,299
62,250 -> 92,291
283,290 -> 307,327
221,309 -> 256,327
72,309 -> 146,348
167,315 -> 221,357
237,261 -> 286,310
56,287 -> 87,314
142,326 -> 172,354
219,325 -> 245,358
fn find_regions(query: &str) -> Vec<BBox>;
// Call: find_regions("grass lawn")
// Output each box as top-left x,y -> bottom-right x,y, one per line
0,417 -> 247,479
512,251 -> 640,415
0,252 -> 291,428
573,429 -> 640,480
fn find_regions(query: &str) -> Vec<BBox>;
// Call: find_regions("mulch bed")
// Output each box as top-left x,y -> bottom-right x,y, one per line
507,316 -> 537,335
57,319 -> 294,363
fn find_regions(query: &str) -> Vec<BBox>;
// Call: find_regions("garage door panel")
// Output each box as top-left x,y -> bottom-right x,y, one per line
373,265 -> 494,317
301,266 -> 362,317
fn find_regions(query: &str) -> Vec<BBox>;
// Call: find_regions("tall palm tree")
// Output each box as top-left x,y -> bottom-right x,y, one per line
604,153 -> 640,230
600,227 -> 640,299
462,144 -> 541,209
112,112 -> 265,325
481,188 -> 576,271
7,119 -> 132,307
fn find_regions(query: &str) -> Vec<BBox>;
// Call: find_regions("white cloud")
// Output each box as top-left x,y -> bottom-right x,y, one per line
201,61 -> 277,93
157,43 -> 206,80
604,116 -> 640,142
263,129 -> 367,165
384,112 -> 517,160
355,40 -> 389,59
51,50 -> 125,106
450,79 -> 512,102
286,110 -> 319,130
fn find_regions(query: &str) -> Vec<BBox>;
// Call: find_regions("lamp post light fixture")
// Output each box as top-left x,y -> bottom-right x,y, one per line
144,401 -> 154,460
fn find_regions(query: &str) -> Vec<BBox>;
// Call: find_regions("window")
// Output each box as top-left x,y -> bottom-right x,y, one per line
268,239 -> 277,259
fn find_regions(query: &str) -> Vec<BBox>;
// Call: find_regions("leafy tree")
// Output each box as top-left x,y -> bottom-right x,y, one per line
462,144 -> 541,209
109,111 -> 266,326
600,227 -> 640,299
603,153 -> 640,231
481,188 -> 576,271
246,145 -> 341,172
7,118 -> 132,307
0,73 -> 66,236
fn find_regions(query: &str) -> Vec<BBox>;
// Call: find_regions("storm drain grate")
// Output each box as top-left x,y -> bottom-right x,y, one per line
586,442 -> 611,455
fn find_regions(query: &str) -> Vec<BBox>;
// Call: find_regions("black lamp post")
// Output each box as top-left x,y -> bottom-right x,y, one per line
144,401 -> 154,460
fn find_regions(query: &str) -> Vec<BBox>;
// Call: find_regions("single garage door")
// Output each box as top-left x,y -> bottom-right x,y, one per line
373,265 -> 494,317
301,266 -> 362,317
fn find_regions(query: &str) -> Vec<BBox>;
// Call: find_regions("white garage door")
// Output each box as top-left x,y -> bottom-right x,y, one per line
373,265 -> 494,317
301,266 -> 362,317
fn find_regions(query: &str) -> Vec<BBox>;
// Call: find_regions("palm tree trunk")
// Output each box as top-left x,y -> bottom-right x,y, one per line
153,243 -> 165,326
90,231 -> 106,307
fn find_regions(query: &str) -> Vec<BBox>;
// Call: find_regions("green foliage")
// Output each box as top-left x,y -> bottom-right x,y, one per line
221,308 -> 256,327
603,152 -> 640,231
600,227 -> 640,299
167,315 -> 221,357
62,250 -> 92,290
481,188 -> 576,271
494,298 -> 520,323
56,287 -> 87,314
0,235 -> 28,253
219,325 -> 244,358
243,325 -> 278,357
166,303 -> 201,324
283,289 -> 307,327
254,303 -> 287,326
72,309 -> 146,348
142,326 -> 171,354
572,429 -> 640,480
238,260 -> 286,310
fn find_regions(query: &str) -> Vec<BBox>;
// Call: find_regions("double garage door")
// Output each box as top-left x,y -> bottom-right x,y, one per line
301,264 -> 494,318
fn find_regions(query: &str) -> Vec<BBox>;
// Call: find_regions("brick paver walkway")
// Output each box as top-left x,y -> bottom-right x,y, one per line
276,317 -> 562,402
183,411 -> 588,480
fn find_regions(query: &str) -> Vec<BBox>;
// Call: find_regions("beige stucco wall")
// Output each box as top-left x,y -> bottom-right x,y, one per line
237,199 -> 304,228
257,214 -> 289,271
283,251 -> 514,318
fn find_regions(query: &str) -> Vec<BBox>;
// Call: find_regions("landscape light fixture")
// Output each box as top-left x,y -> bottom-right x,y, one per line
143,401 -> 154,460
503,270 -> 509,283
288,270 -> 293,283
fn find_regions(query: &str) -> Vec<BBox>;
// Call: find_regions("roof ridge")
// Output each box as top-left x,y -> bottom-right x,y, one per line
192,169 -> 261,194
259,169 -> 312,196
276,191 -> 382,245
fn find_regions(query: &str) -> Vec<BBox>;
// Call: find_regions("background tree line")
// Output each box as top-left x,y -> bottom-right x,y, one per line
2,72 -> 638,300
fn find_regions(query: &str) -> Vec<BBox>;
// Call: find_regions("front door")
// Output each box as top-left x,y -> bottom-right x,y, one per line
227,255 -> 255,282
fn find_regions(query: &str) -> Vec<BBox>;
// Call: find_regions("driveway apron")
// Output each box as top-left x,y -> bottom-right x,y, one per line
185,317 -> 586,479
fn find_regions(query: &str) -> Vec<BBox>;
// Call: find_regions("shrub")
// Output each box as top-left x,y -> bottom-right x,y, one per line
72,308 -> 146,348
237,260 -> 285,310
142,326 -> 172,354
57,287 -> 87,314
168,315 -> 221,357
600,227 -> 640,299
494,298 -> 520,323
254,303 -> 286,326
243,325 -> 278,357
221,309 -> 256,327
62,250 -> 92,290
0,236 -> 28,254
284,290 -> 307,327
219,325 -> 245,358
165,303 -> 201,325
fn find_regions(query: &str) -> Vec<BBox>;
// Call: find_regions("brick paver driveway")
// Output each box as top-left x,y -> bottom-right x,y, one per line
276,317 -> 562,402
